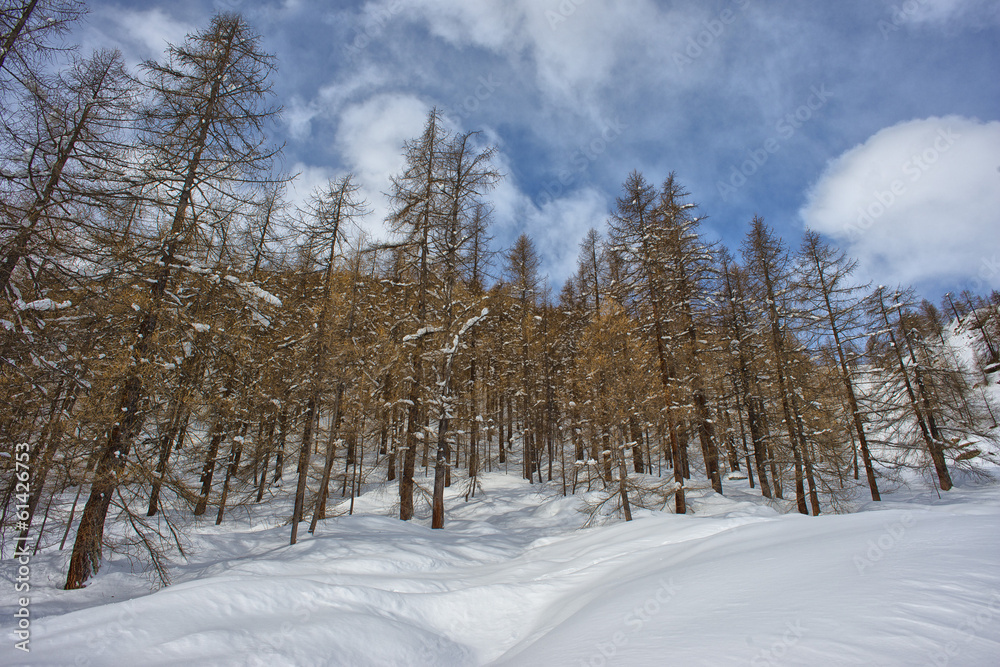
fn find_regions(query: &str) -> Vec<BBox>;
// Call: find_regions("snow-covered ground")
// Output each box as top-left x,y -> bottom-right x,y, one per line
4,467 -> 1000,666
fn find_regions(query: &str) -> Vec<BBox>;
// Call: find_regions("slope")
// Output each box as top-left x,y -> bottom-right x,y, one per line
4,469 -> 999,666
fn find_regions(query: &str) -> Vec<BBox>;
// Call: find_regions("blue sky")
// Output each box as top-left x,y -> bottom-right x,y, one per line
74,0 -> 1000,300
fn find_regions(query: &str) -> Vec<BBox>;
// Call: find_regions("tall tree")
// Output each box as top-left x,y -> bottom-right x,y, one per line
654,174 -> 723,494
386,108 -> 449,521
505,233 -> 542,483
719,252 -> 774,498
869,286 -> 953,491
289,175 -> 368,544
463,203 -> 494,488
742,216 -> 819,515
430,131 -> 498,528
608,171 -> 686,513
64,14 -> 282,589
796,230 -> 880,500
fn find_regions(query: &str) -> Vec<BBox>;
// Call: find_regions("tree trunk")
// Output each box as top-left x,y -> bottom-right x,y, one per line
216,422 -> 248,524
147,395 -> 190,516
64,23 -> 239,587
616,430 -> 633,521
64,374 -> 142,589
813,253 -> 880,501
879,297 -> 952,490
290,396 -> 317,544
630,417 -> 645,473
310,384 -> 344,532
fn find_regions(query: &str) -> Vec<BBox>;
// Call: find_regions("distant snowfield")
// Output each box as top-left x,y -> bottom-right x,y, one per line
5,469 -> 1000,667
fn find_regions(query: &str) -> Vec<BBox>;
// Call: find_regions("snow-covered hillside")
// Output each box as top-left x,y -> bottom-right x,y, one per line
5,318 -> 999,666
5,468 -> 1000,666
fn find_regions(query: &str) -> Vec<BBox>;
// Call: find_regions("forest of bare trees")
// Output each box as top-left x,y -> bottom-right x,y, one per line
3,4 -> 998,590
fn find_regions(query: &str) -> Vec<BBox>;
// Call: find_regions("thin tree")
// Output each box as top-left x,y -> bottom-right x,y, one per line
869,286 -> 953,491
64,14 -> 282,589
289,175 -> 368,544
430,131 -> 499,528
655,174 -> 723,494
385,108 -> 449,521
608,171 -> 686,513
796,230 -> 880,501
742,216 -> 818,515
505,233 -> 541,483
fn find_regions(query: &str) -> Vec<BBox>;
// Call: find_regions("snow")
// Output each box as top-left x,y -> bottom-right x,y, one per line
171,258 -> 282,308
403,326 -> 443,343
13,299 -> 72,312
5,318 -> 999,665
233,278 -> 283,308
5,471 -> 1000,666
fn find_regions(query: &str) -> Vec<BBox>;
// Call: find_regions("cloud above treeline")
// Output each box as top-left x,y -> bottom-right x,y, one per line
74,0 -> 1000,297
801,116 -> 1000,294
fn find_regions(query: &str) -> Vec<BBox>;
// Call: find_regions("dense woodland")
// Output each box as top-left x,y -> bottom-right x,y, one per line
3,5 -> 999,591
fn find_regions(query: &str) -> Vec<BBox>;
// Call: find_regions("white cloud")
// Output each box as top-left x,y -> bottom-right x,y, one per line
480,147 -> 610,285
80,6 -> 194,66
285,64 -> 390,141
363,0 -> 691,110
286,162 -> 339,209
334,92 -> 431,240
523,187 -> 609,285
800,116 -> 1000,293
385,0 -> 518,52
284,98 -> 321,143
487,156 -> 530,234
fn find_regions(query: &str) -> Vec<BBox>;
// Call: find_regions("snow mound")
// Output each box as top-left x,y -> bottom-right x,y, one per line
5,473 -> 1000,666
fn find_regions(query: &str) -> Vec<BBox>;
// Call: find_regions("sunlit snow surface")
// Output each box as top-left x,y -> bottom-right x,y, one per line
4,467 -> 1000,666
